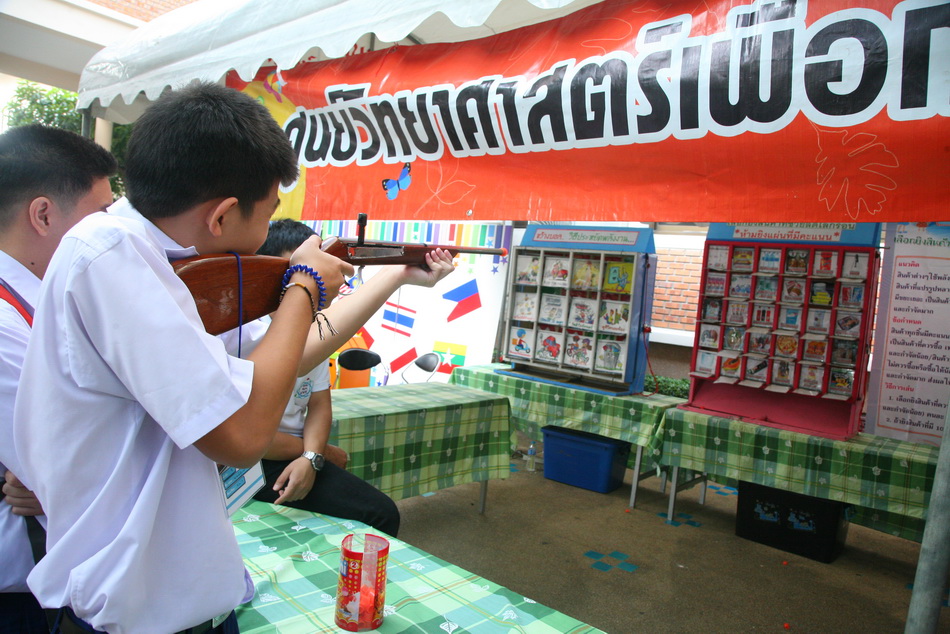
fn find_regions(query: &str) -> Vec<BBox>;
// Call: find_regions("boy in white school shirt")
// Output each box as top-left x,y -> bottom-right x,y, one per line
13,83 -> 454,634
251,219 -> 400,537
0,124 -> 116,633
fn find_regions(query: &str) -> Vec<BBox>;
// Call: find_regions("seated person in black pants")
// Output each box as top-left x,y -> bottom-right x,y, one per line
251,219 -> 399,536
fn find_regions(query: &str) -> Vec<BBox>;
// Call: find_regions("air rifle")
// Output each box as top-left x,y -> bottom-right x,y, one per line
173,213 -> 507,335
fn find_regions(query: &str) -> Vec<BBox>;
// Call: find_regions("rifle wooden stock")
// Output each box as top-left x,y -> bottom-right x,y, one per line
174,240 -> 507,335
172,254 -> 288,335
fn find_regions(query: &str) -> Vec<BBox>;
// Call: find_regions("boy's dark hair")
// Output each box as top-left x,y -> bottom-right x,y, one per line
257,218 -> 317,256
125,82 -> 298,220
0,124 -> 117,230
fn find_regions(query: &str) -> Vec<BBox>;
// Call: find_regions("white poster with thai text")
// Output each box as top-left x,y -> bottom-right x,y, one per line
865,223 -> 950,446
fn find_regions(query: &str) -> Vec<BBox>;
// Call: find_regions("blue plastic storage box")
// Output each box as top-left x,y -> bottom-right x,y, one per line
541,425 -> 631,493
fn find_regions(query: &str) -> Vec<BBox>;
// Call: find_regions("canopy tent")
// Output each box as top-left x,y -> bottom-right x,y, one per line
77,0 -> 602,123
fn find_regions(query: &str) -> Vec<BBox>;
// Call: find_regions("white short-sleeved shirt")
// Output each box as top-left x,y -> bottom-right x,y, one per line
0,250 -> 43,593
279,361 -> 331,437
13,199 -> 255,633
221,315 -> 330,438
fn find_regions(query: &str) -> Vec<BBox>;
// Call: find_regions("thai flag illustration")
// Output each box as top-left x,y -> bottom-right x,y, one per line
442,280 -> 481,322
381,301 -> 415,336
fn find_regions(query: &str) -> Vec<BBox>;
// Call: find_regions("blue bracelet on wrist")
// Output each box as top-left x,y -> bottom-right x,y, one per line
283,264 -> 328,310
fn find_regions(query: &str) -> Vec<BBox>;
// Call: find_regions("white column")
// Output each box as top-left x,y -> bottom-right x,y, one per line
94,117 -> 113,151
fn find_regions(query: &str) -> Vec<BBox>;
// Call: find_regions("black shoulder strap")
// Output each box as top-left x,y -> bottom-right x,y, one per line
24,516 -> 46,564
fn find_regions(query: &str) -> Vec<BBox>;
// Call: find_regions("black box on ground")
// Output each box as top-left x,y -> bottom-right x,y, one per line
541,425 -> 631,493
735,481 -> 850,563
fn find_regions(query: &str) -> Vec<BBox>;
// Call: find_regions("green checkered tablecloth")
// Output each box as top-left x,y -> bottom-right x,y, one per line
449,364 -> 684,454
658,407 -> 939,541
233,501 -> 604,633
327,383 -> 511,502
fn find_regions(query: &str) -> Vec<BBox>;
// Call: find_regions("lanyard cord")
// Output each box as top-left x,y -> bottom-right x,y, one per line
227,251 -> 244,359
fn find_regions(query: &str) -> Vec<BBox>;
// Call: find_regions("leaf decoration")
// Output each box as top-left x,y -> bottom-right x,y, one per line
432,179 -> 478,207
439,620 -> 459,633
812,123 -> 899,220
411,158 -> 476,216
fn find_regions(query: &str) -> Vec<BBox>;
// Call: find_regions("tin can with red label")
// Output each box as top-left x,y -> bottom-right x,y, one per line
335,533 -> 389,631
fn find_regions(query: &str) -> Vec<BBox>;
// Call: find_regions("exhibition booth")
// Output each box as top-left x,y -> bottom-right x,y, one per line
77,0 -> 949,630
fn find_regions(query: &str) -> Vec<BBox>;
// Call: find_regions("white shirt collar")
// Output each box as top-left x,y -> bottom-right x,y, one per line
0,249 -> 41,307
108,197 -> 199,261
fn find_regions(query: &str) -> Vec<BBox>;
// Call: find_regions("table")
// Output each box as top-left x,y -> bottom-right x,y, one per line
233,501 -> 605,633
450,364 -> 685,507
328,383 -> 511,511
658,406 -> 939,541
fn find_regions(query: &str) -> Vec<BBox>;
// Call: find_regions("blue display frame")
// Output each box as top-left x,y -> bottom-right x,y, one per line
497,224 -> 656,396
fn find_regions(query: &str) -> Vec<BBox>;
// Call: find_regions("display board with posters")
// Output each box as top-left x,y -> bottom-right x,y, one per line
498,225 -> 656,395
310,218 -> 513,382
686,223 -> 881,440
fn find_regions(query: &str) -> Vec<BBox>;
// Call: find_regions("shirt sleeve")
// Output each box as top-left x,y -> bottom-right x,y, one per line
0,307 -> 29,477
312,359 -> 331,392
64,233 -> 253,449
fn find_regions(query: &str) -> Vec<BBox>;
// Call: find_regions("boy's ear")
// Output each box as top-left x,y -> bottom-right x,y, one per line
28,197 -> 54,237
205,197 -> 240,238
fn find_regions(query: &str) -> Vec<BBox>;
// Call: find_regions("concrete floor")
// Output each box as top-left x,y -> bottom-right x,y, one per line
396,458 -> 949,633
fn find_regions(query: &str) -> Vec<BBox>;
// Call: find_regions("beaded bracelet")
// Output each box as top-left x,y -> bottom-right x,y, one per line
282,264 -> 328,311
279,282 -> 317,323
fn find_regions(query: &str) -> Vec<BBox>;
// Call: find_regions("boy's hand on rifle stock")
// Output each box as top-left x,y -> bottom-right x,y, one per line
399,248 -> 456,287
290,235 -> 355,304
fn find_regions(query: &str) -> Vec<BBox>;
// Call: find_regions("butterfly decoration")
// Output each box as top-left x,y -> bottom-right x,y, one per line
382,163 -> 411,200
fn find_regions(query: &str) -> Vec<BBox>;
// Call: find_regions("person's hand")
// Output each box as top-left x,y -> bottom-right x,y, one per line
289,235 -> 356,305
2,470 -> 43,516
398,248 -> 457,287
272,458 -> 317,505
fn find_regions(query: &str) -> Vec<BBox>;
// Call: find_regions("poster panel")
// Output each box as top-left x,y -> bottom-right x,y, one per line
310,219 -> 513,381
865,222 -> 950,446
230,0 -> 949,224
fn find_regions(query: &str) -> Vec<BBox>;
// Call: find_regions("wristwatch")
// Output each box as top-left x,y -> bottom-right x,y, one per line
301,451 -> 325,472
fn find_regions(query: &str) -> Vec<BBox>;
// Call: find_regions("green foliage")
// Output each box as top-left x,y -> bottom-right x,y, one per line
108,121 -> 130,196
6,81 -> 82,132
4,80 -> 129,196
649,375 -> 690,399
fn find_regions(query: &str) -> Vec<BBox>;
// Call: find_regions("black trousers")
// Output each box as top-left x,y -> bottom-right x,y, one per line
51,606 -> 238,633
0,592 -> 48,634
253,460 -> 400,537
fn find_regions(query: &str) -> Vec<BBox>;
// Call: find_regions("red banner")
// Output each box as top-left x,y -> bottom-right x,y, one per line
229,0 -> 949,223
